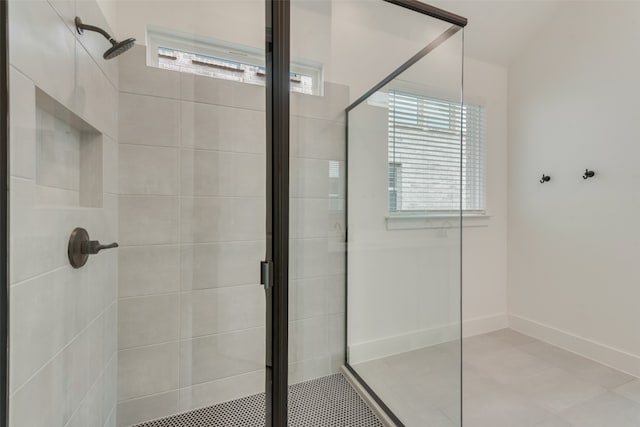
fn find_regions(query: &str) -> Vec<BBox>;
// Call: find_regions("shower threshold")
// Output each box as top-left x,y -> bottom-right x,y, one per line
132,373 -> 384,427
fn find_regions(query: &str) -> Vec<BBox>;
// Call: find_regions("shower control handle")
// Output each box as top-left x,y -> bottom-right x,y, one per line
83,240 -> 119,255
68,227 -> 119,268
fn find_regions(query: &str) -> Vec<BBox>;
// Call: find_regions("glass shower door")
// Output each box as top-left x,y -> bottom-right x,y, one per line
288,0 -> 464,425
346,25 -> 464,427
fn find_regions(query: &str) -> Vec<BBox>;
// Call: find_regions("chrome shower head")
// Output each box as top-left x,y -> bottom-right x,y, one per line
75,16 -> 136,60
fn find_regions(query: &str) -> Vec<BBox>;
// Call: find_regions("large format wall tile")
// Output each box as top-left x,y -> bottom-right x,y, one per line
291,116 -> 346,160
9,0 -> 76,111
180,241 -> 264,290
10,266 -> 90,393
181,73 -> 266,111
118,342 -> 180,401
75,40 -> 118,139
9,67 -> 36,180
119,144 -> 180,195
119,195 -> 180,246
10,322 -> 96,427
179,328 -> 265,387
103,136 -> 119,195
117,44 -> 348,422
10,2 -> 118,427
290,82 -> 349,122
289,277 -> 328,322
119,93 -> 180,147
289,316 -> 330,364
75,0 -> 119,87
118,294 -> 180,349
178,370 -> 264,413
119,45 -> 180,99
117,391 -> 179,427
119,245 -> 181,297
181,102 -> 265,153
180,196 -> 265,243
290,157 -> 331,198
181,285 -> 265,338
180,149 -> 265,197
290,198 -> 332,239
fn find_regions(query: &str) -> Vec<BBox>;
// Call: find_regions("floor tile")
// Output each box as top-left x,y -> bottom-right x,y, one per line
614,379 -> 640,404
559,392 -> 640,427
351,329 -> 639,426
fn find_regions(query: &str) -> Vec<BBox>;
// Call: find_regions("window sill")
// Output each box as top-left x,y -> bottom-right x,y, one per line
385,213 -> 490,230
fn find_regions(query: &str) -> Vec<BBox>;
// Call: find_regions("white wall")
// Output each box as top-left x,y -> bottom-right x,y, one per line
508,2 -> 640,376
463,57 -> 509,335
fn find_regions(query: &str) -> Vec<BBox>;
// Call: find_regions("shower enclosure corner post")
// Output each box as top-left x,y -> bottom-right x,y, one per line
265,0 -> 290,426
0,0 -> 9,424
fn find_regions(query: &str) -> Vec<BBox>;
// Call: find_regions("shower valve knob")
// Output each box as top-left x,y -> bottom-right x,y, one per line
83,240 -> 119,255
68,227 -> 118,268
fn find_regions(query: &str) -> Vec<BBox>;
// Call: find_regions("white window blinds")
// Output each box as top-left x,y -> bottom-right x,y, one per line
388,90 -> 486,214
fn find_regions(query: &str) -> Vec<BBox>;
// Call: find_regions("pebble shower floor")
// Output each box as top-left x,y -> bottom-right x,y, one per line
132,374 -> 385,427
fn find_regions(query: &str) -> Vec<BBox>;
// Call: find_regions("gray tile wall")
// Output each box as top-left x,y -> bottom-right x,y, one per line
8,1 -> 119,426
116,45 -> 347,426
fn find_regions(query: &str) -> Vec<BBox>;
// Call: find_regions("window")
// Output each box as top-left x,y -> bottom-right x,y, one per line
148,26 -> 323,95
388,90 -> 486,215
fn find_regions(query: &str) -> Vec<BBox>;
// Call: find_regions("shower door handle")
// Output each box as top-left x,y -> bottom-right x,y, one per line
261,260 -> 273,290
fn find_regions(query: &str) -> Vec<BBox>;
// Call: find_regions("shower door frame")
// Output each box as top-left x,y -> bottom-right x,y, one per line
0,0 -> 8,424
264,0 -> 291,426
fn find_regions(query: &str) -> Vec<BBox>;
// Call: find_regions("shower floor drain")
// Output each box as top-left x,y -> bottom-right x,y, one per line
132,373 -> 384,427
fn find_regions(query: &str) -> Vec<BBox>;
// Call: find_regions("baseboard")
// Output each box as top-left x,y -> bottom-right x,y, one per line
463,313 -> 509,338
349,323 -> 459,364
509,314 -> 640,378
349,313 -> 508,364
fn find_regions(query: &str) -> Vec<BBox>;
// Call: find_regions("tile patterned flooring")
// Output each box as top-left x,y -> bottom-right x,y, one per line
353,329 -> 640,427
131,374 -> 383,427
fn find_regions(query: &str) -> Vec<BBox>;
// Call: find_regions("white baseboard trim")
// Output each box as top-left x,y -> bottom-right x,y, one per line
509,314 -> 640,378
349,323 -> 459,364
349,313 -> 508,364
463,313 -> 509,338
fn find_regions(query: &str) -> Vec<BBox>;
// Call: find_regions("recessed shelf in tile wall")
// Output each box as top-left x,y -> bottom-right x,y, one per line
35,87 -> 103,208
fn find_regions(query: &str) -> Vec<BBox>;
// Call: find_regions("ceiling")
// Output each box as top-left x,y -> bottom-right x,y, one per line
431,0 -> 565,66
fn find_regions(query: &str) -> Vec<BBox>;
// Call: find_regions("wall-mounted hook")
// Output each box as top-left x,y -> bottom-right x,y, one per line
540,174 -> 551,184
583,169 -> 595,180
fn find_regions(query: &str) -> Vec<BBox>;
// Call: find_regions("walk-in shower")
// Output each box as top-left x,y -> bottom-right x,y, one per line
1,0 -> 466,426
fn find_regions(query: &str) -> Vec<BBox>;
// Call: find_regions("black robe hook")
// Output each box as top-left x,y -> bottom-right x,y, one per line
583,169 -> 595,179
540,174 -> 551,184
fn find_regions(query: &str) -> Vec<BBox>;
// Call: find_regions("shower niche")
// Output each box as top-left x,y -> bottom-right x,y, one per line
35,88 -> 103,208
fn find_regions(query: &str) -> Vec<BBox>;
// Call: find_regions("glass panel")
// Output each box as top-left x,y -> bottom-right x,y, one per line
347,29 -> 463,427
289,0 -> 462,425
7,1 -> 266,426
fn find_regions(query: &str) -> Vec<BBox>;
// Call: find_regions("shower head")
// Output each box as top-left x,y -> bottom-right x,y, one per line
75,17 -> 136,60
104,38 -> 136,60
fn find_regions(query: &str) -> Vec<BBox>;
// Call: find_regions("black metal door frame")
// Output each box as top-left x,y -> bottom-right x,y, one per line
0,0 -> 9,425
264,0 -> 290,426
